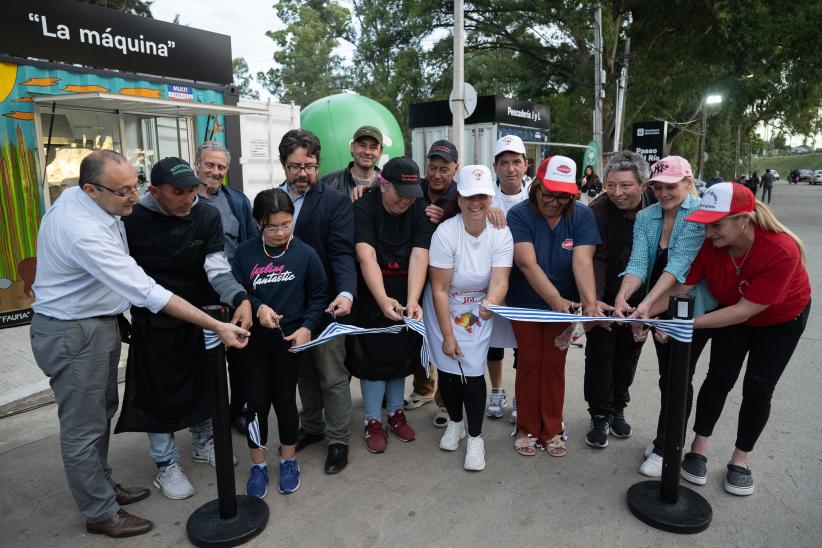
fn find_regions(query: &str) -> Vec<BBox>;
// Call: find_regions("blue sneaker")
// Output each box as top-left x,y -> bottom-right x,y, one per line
279,458 -> 301,494
246,464 -> 268,499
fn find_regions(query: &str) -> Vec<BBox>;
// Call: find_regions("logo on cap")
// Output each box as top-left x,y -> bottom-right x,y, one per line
472,169 -> 484,180
170,163 -> 193,175
701,190 -> 719,209
557,165 -> 572,175
651,161 -> 669,176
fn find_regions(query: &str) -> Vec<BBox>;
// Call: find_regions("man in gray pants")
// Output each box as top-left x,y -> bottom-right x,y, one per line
30,150 -> 249,538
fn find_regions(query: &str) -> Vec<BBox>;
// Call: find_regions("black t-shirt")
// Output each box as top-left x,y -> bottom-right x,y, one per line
123,202 -> 223,310
353,190 -> 434,322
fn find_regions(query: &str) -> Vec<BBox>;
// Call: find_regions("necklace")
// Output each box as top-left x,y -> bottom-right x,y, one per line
262,234 -> 293,259
728,241 -> 753,276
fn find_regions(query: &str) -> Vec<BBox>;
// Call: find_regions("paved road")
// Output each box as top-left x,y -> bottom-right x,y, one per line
0,182 -> 820,547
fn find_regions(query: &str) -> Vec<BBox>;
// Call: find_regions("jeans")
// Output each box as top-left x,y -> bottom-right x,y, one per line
761,185 -> 772,203
693,302 -> 809,451
360,377 -> 405,421
148,418 -> 213,466
583,324 -> 644,416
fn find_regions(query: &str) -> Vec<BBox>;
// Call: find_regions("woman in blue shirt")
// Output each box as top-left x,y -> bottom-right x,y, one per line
506,156 -> 602,457
613,155 -> 716,477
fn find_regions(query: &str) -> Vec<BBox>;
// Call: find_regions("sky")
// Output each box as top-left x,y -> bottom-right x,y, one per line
151,0 -> 282,98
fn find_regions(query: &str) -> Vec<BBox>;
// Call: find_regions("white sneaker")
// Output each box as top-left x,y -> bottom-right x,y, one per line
643,440 -> 655,459
193,438 -> 238,467
439,420 -> 466,451
486,389 -> 507,418
639,452 -> 663,477
154,462 -> 195,500
464,435 -> 486,471
509,398 -> 517,425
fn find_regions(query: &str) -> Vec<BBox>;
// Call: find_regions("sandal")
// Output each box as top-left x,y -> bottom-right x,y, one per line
432,406 -> 449,428
546,434 -> 567,457
403,392 -> 435,410
514,434 -> 537,456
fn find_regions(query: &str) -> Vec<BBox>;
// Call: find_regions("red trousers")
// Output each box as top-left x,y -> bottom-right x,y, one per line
512,321 -> 569,444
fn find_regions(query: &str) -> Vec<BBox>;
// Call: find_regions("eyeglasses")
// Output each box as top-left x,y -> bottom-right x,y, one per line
540,192 -> 572,204
285,163 -> 318,175
261,223 -> 293,235
91,182 -> 139,198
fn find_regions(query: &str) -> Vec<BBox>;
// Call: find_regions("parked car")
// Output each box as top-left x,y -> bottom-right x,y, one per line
797,169 -> 814,183
812,170 -> 822,185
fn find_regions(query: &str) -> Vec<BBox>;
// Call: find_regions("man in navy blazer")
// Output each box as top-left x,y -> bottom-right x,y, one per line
278,129 -> 357,474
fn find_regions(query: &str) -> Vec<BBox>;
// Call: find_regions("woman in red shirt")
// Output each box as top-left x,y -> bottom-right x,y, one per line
664,183 -> 810,496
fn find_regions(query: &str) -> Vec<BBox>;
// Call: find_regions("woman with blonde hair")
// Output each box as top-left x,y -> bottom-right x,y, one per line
667,183 -> 810,496
613,155 -> 717,476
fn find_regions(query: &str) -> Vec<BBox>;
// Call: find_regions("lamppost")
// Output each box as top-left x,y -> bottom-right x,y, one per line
697,94 -> 722,180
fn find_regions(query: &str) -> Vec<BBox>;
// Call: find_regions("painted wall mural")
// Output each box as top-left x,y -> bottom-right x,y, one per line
0,61 -> 225,328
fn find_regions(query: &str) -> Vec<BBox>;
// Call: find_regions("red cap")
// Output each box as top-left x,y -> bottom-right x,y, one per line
535,155 -> 579,196
685,182 -> 755,223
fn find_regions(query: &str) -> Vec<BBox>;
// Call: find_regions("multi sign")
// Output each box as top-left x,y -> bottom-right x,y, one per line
2,0 -> 233,84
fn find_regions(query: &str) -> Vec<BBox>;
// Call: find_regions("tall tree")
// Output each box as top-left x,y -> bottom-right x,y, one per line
232,58 -> 260,101
77,0 -> 153,17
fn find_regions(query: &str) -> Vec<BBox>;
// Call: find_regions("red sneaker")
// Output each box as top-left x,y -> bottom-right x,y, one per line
387,410 -> 416,442
364,419 -> 388,453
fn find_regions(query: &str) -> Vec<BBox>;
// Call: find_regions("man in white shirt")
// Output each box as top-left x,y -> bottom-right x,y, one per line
30,149 -> 249,539
486,135 -> 531,420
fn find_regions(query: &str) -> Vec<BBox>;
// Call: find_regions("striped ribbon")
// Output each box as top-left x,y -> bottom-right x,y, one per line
486,305 -> 694,343
247,413 -> 267,450
291,317 -> 432,373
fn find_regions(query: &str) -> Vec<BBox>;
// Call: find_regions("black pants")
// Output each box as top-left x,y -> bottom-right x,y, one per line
227,347 -> 246,417
486,347 -> 519,368
438,370 -> 486,437
583,324 -> 644,416
242,344 -> 301,449
651,328 -> 713,455
693,303 -> 809,452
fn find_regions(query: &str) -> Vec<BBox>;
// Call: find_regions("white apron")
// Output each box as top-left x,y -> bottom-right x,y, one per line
423,269 -> 495,378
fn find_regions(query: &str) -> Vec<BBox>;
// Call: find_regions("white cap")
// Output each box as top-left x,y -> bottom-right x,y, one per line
457,165 -> 496,197
495,135 -> 526,157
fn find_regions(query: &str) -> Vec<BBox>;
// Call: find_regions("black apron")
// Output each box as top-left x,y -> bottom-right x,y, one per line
115,308 -> 211,433
345,212 -> 422,381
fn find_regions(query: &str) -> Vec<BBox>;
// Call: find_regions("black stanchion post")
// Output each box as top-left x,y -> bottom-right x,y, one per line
187,306 -> 269,547
626,295 -> 712,534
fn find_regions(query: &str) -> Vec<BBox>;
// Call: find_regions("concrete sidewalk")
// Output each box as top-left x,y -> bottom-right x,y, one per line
1,182 -> 820,547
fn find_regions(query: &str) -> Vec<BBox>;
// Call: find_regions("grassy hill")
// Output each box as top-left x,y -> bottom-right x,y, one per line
751,152 -> 822,178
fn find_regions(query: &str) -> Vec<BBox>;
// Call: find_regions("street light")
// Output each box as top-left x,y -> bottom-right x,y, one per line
697,94 -> 723,179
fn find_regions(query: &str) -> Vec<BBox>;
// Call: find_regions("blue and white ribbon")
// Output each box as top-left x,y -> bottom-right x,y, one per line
247,413 -> 267,450
486,305 -> 694,343
291,317 -> 432,373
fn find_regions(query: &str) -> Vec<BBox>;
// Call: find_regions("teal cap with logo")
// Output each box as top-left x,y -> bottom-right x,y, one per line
151,157 -> 202,188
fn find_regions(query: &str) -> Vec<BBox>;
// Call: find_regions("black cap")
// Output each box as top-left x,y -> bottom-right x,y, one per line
426,140 -> 458,163
353,125 -> 383,146
150,157 -> 201,188
380,157 -> 423,198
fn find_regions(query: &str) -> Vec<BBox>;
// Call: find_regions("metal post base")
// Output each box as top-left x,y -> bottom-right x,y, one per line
627,481 -> 712,534
187,495 -> 269,547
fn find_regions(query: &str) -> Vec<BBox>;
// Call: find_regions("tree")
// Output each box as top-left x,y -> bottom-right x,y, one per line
257,1 -> 352,106
232,58 -> 260,101
77,0 -> 153,17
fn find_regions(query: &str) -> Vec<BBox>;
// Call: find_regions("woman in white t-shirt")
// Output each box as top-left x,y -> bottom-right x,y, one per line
423,165 -> 514,471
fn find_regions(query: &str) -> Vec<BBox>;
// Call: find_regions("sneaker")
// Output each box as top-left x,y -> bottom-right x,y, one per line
278,459 -> 301,494
192,438 -> 238,467
585,415 -> 609,448
643,440 -> 656,459
681,452 -> 708,486
154,463 -> 195,500
609,413 -> 632,438
364,419 -> 388,453
486,389 -> 507,418
639,452 -> 663,477
387,410 -> 416,442
439,420 -> 466,451
725,464 -> 754,496
509,398 -> 517,425
433,406 -> 449,428
464,436 -> 486,471
246,464 -> 268,498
